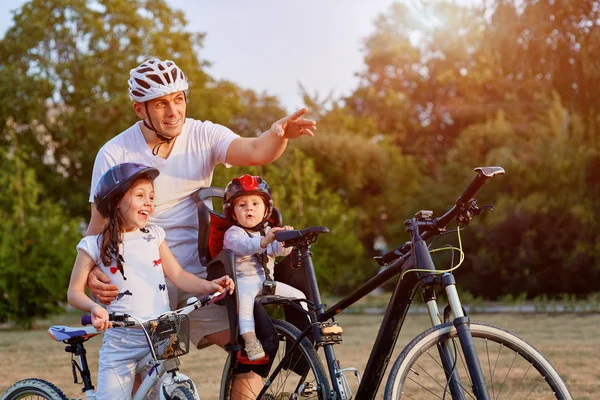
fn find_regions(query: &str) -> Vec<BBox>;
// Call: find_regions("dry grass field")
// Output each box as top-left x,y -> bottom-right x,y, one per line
1,312 -> 598,399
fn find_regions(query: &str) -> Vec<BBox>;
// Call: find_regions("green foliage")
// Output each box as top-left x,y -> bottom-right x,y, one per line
442,97 -> 600,298
0,143 -> 81,328
0,0 -> 252,219
1,0 -> 600,313
293,131 -> 422,256
315,0 -> 600,299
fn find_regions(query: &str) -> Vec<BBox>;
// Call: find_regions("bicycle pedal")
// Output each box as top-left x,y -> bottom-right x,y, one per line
321,325 -> 343,335
314,322 -> 343,346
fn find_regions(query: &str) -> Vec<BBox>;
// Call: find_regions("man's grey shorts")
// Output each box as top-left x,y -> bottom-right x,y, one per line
166,279 -> 230,349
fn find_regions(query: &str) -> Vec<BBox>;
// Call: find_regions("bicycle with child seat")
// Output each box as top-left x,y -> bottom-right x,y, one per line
216,166 -> 572,400
1,291 -> 228,400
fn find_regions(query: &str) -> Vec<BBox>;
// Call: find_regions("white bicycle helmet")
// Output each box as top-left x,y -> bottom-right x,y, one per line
128,59 -> 189,103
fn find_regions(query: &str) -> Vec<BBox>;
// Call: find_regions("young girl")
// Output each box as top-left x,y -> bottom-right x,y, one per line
68,162 -> 234,400
222,174 -> 306,361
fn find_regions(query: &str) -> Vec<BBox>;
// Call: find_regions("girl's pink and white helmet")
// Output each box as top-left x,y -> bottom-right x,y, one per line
128,59 -> 189,103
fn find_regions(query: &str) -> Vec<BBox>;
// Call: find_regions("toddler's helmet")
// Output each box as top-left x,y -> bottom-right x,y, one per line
128,59 -> 189,103
94,163 -> 160,218
223,175 -> 273,228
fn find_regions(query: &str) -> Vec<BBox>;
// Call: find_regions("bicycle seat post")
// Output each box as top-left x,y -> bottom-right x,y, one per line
65,339 -> 95,395
297,245 -> 326,315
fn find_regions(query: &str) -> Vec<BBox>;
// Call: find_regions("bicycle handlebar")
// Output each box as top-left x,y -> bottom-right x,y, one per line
377,166 -> 505,265
81,291 -> 227,326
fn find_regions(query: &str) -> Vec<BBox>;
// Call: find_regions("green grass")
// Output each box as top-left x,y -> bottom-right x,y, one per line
1,312 -> 598,399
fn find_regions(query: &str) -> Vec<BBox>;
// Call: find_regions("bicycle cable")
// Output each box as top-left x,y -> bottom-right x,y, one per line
400,225 -> 465,280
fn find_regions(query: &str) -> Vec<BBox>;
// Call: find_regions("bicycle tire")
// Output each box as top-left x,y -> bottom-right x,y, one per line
221,319 -> 331,399
384,321 -> 572,400
169,384 -> 197,400
1,378 -> 68,400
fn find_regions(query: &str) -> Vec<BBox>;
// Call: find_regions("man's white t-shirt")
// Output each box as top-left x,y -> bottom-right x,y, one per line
89,119 -> 238,276
77,225 -> 170,319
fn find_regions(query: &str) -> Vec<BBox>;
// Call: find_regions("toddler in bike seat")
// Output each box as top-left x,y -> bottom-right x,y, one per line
67,162 -> 234,400
223,174 -> 306,361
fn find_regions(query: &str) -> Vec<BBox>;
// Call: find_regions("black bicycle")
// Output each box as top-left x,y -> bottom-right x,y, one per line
195,166 -> 572,400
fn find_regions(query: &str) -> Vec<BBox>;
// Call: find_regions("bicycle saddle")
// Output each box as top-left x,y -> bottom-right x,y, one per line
48,325 -> 101,341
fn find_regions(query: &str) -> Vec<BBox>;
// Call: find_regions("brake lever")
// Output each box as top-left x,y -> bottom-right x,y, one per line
457,201 -> 495,225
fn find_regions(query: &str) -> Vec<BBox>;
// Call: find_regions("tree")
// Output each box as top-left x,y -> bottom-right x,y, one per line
441,95 -> 600,298
342,1 -> 493,171
0,129 -> 80,328
293,131 -> 421,256
0,0 -> 241,218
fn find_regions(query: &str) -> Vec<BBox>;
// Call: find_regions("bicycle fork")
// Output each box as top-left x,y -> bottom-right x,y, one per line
425,274 -> 491,400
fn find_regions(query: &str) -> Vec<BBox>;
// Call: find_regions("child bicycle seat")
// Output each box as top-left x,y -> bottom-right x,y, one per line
193,187 -> 283,266
192,187 -> 314,375
192,187 -> 285,373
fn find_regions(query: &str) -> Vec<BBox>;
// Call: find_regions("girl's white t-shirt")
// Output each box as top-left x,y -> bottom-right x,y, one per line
89,119 -> 238,276
77,225 -> 170,319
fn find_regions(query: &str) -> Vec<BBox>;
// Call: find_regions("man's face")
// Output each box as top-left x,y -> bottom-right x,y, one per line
136,91 -> 187,138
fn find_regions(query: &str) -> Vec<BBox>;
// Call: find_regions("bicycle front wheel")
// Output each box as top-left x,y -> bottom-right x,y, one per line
385,321 -> 572,400
169,384 -> 197,400
1,378 -> 68,400
222,319 -> 331,399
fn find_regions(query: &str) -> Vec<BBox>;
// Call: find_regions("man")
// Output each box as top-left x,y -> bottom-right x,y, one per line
86,58 -> 316,399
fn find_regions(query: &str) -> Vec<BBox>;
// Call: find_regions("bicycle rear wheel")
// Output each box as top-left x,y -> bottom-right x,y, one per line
1,378 -> 68,400
384,322 -> 572,400
222,319 -> 331,399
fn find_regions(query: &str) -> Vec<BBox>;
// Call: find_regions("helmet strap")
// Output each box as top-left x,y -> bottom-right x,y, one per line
143,102 -> 175,156
237,219 -> 268,232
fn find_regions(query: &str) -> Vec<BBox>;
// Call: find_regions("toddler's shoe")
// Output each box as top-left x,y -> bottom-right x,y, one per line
245,338 -> 266,361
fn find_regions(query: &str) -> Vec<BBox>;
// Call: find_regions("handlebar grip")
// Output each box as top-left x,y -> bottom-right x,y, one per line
208,291 -> 227,304
192,291 -> 228,308
81,315 -> 93,326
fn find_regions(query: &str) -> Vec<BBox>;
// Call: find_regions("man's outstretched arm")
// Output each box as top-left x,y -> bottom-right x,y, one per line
225,108 -> 316,166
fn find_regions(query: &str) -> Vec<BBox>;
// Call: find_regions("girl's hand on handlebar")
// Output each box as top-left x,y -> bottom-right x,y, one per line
91,304 -> 112,330
211,275 -> 235,295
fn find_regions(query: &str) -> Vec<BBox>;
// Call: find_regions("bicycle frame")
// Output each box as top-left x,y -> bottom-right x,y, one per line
49,293 -> 222,399
60,330 -> 186,400
261,167 -> 505,400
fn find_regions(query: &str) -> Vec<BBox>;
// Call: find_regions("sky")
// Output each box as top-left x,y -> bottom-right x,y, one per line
0,0 -> 399,113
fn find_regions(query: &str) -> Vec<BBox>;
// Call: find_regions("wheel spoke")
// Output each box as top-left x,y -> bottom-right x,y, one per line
485,338 -> 497,400
224,320 -> 330,399
422,345 -> 475,400
496,349 -> 519,399
384,322 -> 570,400
406,375 -> 445,399
506,361 -> 532,400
